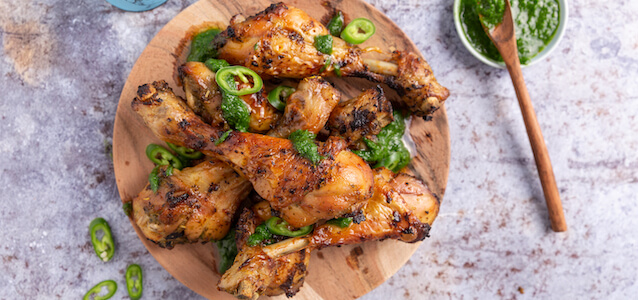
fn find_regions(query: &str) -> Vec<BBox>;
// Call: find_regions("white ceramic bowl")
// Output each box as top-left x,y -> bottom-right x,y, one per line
453,0 -> 568,68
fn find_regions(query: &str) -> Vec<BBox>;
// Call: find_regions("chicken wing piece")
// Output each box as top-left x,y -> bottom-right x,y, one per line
326,85 -> 393,147
213,2 -> 449,117
218,201 -> 311,299
311,167 -> 439,248
179,61 -> 280,133
132,81 -> 374,228
267,76 -> 340,138
131,159 -> 252,248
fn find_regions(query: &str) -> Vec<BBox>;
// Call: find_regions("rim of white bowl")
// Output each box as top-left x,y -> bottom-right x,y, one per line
453,0 -> 569,69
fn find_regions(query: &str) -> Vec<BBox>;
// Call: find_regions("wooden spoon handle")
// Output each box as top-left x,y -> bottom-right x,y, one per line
506,60 -> 567,232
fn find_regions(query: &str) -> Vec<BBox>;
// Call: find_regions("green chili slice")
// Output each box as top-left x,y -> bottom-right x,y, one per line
89,218 -> 115,262
327,11 -> 345,36
341,18 -> 376,44
215,66 -> 264,96
83,280 -> 117,300
166,142 -> 203,160
267,86 -> 295,111
187,28 -> 222,62
125,264 -> 143,300
265,217 -> 313,237
326,217 -> 353,228
145,144 -> 183,170
314,34 -> 333,54
216,130 -> 232,145
148,165 -> 160,192
247,224 -> 273,246
204,58 -> 230,72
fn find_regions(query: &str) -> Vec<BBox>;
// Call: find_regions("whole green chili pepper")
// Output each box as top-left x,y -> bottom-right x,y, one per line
166,142 -> 203,160
145,144 -> 183,170
215,66 -> 264,96
288,130 -> 324,165
314,34 -> 333,54
326,217 -> 353,228
89,218 -> 115,262
216,228 -> 238,273
247,224 -> 273,246
83,280 -> 117,300
341,18 -> 376,44
125,264 -> 143,300
204,58 -> 230,72
327,11 -> 345,36
187,28 -> 222,62
265,217 -> 313,237
267,86 -> 295,111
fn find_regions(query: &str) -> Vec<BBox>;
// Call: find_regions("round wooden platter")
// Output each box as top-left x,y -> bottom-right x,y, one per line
112,0 -> 450,299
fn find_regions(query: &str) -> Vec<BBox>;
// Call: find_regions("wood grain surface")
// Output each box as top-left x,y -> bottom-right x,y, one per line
112,0 -> 450,298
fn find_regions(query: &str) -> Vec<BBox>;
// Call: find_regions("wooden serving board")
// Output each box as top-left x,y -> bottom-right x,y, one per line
112,0 -> 450,299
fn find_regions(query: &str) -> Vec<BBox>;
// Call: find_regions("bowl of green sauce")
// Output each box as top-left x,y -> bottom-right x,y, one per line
454,0 -> 568,68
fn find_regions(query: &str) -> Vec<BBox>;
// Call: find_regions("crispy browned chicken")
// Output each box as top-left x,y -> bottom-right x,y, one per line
218,201 -> 311,299
131,159 -> 252,248
219,168 -> 439,298
327,85 -> 394,147
267,76 -> 340,138
179,61 -> 280,132
213,2 -> 449,117
132,81 -> 374,228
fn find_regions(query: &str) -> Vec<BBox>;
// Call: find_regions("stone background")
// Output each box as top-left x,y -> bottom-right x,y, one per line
1,0 -> 637,298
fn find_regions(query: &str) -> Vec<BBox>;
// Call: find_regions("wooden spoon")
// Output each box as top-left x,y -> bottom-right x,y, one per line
481,0 -> 567,232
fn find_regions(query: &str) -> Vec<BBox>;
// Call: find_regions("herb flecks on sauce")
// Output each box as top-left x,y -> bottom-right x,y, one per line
460,0 -> 560,64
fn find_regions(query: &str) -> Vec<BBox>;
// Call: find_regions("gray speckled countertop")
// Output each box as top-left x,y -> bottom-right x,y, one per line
1,0 -> 637,299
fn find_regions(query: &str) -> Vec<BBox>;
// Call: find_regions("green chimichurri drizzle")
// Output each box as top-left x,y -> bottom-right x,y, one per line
459,0 -> 560,64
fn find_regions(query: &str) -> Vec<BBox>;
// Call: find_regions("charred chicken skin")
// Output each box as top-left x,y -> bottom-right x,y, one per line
219,168 -> 439,298
267,76 -> 340,138
131,159 -> 252,248
179,61 -> 280,132
218,201 -> 311,299
213,2 -> 449,117
327,85 -> 394,147
132,81 -> 374,228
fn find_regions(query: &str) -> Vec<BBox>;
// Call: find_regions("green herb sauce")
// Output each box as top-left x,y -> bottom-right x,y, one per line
354,110 -> 411,173
187,28 -> 221,62
459,0 -> 560,64
215,228 -> 238,273
289,130 -> 324,165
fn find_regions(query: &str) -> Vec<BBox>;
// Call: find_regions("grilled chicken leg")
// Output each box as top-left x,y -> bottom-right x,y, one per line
213,2 -> 449,117
132,81 -> 374,228
131,159 -> 252,248
219,168 -> 439,298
